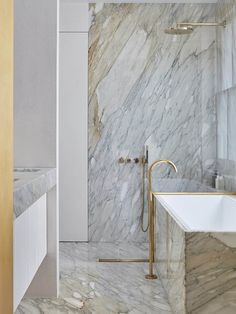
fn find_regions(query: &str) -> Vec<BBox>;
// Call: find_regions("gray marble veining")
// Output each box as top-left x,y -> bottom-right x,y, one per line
215,0 -> 236,192
14,168 -> 57,219
156,200 -> 236,314
228,87 -> 236,161
152,178 -> 215,193
16,242 -> 171,314
216,90 -> 228,159
216,87 -> 236,192
89,3 -> 217,242
216,0 -> 235,92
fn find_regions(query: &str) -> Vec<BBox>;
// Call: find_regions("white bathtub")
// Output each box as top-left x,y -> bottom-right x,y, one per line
156,194 -> 236,232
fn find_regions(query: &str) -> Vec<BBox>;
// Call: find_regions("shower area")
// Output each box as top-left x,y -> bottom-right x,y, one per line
89,2 -> 219,244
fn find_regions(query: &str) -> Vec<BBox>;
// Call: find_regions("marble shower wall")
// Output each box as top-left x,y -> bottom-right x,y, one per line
216,0 -> 236,191
88,4 -> 216,242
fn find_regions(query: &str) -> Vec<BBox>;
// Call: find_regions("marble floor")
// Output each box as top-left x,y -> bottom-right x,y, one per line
16,242 -> 172,314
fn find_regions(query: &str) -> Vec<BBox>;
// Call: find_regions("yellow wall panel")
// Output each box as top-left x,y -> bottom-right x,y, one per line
0,0 -> 13,312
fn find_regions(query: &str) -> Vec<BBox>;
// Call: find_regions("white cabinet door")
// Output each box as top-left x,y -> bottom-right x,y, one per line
59,33 -> 88,241
28,196 -> 47,280
14,209 -> 30,311
14,195 -> 47,311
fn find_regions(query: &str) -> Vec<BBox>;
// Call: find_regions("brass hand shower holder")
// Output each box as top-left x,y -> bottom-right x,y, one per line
99,159 -> 178,280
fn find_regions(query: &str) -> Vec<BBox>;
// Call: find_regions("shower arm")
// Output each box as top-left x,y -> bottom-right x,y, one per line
177,20 -> 226,28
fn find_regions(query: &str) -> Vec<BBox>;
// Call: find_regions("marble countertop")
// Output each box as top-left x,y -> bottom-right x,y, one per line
14,168 -> 57,219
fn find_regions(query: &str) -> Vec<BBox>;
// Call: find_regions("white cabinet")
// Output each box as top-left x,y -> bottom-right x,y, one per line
14,195 -> 47,311
59,2 -> 88,241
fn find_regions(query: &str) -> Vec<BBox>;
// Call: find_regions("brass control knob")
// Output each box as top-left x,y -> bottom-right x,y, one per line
118,157 -> 125,164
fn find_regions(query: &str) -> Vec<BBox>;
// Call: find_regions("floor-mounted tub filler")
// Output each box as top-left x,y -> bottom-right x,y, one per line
99,158 -> 236,291
99,159 -> 178,280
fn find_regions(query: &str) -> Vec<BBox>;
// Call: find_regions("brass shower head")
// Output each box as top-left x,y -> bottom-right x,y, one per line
164,20 -> 226,35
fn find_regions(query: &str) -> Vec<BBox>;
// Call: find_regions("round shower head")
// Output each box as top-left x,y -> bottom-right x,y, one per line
164,25 -> 193,35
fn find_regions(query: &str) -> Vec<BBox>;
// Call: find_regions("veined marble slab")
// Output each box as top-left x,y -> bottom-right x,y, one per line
14,168 -> 57,219
89,3 -> 216,242
216,85 -> 236,192
216,0 -> 236,92
16,242 -> 172,314
215,0 -> 236,194
152,178 -> 215,193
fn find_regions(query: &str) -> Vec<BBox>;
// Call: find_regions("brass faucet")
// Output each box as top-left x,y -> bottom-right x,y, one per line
146,160 -> 178,280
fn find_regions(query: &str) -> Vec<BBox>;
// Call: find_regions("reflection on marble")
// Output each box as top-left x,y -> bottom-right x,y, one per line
228,87 -> 236,161
217,158 -> 236,191
16,242 -> 171,314
14,168 -> 56,219
156,201 -> 236,314
232,5 -> 236,86
216,0 -> 236,92
216,86 -> 236,191
152,178 -> 215,193
216,85 -> 236,164
216,0 -> 236,193
217,21 -> 233,91
89,3 -> 216,242
216,90 -> 228,159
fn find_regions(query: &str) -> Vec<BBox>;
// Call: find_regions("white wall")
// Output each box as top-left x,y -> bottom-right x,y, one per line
59,1 -> 88,241
14,0 -> 59,300
14,0 -> 58,167
60,1 -> 89,32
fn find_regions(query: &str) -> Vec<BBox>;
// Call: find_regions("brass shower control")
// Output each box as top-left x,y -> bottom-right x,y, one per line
118,157 -> 125,164
118,157 -> 143,164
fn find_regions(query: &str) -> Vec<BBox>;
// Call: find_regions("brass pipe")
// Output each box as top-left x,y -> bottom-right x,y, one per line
178,20 -> 226,28
145,196 -> 157,279
98,259 -> 149,263
140,155 -> 149,232
148,160 -> 178,196
153,192 -> 236,196
145,160 -> 178,280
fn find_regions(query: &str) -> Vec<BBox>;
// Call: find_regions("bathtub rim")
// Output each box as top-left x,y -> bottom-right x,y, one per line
154,193 -> 236,233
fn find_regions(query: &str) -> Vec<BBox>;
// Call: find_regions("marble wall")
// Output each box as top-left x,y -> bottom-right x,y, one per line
216,0 -> 236,191
88,4 -> 216,242
156,201 -> 236,314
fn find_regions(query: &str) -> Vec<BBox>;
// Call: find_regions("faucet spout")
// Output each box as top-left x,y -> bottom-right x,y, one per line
148,159 -> 178,194
145,159 -> 178,280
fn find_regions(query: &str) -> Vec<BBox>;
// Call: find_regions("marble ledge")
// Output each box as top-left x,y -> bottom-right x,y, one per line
14,168 -> 57,220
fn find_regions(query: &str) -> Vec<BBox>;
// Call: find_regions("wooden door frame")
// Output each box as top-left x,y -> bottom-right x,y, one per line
0,0 -> 13,313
